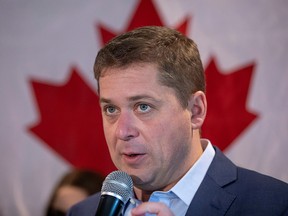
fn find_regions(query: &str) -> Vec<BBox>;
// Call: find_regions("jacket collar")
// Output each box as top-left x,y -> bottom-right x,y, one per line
186,146 -> 237,216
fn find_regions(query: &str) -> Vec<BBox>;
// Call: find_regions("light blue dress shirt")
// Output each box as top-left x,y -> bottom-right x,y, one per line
124,139 -> 215,216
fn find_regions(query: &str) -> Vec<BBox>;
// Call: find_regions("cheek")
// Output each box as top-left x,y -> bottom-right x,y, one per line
144,123 -> 168,151
103,117 -> 116,139
158,115 -> 192,156
103,123 -> 117,154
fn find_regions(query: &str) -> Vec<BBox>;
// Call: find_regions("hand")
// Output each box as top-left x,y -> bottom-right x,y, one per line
130,202 -> 174,216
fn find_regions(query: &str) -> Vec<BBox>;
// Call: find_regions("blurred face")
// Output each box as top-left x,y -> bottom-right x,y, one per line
99,63 -> 196,192
53,186 -> 87,212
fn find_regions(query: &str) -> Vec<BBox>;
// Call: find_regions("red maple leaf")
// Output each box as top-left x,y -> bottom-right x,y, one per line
202,57 -> 258,150
97,0 -> 190,44
28,67 -> 115,175
28,0 -> 258,175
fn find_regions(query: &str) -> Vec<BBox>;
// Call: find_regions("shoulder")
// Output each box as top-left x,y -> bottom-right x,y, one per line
228,167 -> 288,214
67,192 -> 101,216
212,146 -> 288,193
208,146 -> 288,214
235,166 -> 288,195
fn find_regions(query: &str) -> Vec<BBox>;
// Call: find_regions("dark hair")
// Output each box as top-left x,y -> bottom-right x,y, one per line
45,169 -> 104,216
94,26 -> 205,107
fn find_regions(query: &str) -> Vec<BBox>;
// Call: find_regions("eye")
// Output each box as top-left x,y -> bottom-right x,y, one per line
136,103 -> 151,113
104,105 -> 117,115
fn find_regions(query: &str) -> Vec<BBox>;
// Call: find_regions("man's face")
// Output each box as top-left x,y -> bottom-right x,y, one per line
99,63 -> 195,191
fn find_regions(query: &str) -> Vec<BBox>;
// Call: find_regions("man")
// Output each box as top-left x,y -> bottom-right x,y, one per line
68,26 -> 288,215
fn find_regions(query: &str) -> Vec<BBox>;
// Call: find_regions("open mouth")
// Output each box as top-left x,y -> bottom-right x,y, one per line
126,153 -> 141,157
123,153 -> 145,160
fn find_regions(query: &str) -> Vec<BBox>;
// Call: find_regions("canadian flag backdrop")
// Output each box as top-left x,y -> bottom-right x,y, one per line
0,0 -> 287,215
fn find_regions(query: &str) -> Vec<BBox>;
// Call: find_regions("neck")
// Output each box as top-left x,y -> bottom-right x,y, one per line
133,187 -> 152,202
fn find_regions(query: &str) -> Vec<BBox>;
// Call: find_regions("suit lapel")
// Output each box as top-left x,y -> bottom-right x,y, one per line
185,147 -> 237,216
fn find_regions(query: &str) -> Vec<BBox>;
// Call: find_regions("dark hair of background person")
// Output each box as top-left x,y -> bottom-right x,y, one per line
45,169 -> 104,216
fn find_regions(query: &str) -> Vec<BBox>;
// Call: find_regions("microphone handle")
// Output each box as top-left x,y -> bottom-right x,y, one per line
95,195 -> 124,216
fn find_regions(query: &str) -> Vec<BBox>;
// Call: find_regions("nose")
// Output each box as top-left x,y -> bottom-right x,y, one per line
115,112 -> 139,141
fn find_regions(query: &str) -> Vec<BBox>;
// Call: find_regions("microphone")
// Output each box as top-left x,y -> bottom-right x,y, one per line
95,170 -> 133,216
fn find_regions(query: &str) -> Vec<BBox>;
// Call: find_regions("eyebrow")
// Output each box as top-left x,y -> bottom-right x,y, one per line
99,98 -> 111,104
100,95 -> 161,104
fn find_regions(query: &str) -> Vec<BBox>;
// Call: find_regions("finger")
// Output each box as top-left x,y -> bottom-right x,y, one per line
130,202 -> 174,216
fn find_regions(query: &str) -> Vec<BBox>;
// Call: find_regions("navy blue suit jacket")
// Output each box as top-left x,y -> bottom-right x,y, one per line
68,147 -> 288,215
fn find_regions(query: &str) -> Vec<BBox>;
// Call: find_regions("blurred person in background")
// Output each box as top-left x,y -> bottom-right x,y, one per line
45,169 -> 104,216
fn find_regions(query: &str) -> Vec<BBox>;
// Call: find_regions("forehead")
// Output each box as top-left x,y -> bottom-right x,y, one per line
99,63 -> 161,89
98,63 -> 176,102
100,62 -> 159,78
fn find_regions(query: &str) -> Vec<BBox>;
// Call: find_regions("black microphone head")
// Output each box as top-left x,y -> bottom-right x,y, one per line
101,171 -> 133,204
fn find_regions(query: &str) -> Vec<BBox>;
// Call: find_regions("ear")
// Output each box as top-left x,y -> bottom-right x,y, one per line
187,91 -> 207,129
